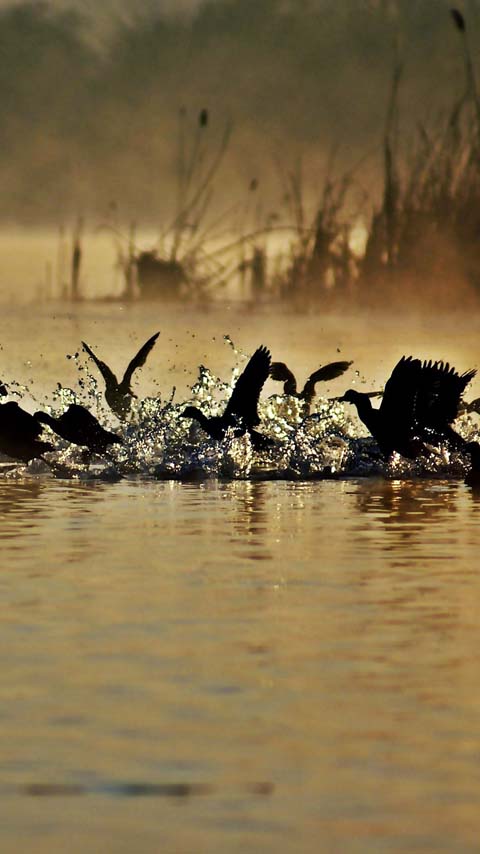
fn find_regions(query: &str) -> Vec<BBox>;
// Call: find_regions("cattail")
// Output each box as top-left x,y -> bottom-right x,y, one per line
450,8 -> 466,32
199,108 -> 208,127
450,6 -> 480,123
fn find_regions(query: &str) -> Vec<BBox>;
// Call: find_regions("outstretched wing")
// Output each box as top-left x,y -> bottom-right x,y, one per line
82,341 -> 118,388
269,362 -> 297,395
225,346 -> 271,428
379,356 -> 422,436
302,360 -> 353,402
121,331 -> 160,390
415,360 -> 476,431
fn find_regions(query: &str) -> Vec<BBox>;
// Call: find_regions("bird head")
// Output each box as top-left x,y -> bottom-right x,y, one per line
338,389 -> 362,405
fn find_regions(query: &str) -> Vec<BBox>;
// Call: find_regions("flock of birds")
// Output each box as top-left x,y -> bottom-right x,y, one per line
1,331 -> 480,485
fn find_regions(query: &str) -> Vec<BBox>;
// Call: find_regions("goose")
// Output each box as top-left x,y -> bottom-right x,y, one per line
82,332 -> 159,418
35,404 -> 122,456
270,360 -> 352,414
0,402 -> 54,462
181,345 -> 274,449
340,356 -> 475,458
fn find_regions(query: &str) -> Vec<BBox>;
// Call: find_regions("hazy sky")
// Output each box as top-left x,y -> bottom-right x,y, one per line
0,0 -> 473,225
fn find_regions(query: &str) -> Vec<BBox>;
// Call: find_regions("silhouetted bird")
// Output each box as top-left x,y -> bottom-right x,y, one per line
181,345 -> 274,449
35,404 -> 122,456
340,356 -> 475,458
270,360 -> 352,413
82,332 -> 159,418
0,402 -> 54,462
464,441 -> 480,487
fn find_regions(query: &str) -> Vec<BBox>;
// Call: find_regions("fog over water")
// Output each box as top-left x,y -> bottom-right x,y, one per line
0,0 -> 473,225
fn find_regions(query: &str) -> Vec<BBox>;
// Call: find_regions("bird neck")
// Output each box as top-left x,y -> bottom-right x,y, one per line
190,409 -> 226,440
352,394 -> 379,434
189,407 -> 210,430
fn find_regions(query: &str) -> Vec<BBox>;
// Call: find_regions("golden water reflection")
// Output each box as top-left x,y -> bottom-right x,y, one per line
1,296 -> 480,851
0,476 -> 479,853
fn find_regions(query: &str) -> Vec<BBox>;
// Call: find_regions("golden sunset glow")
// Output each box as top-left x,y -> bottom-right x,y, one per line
1,4 -> 480,853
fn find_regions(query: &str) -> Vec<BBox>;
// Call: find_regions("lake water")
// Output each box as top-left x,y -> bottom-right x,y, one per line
1,300 -> 480,853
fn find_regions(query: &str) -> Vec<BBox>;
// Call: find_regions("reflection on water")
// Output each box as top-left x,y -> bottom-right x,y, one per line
1,301 -> 480,852
353,478 -> 463,556
229,481 -> 273,561
0,478 -> 44,518
19,779 -> 273,798
355,478 -> 459,524
0,476 -> 480,852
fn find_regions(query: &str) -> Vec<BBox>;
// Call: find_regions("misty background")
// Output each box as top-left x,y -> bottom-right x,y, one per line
0,0 -> 474,228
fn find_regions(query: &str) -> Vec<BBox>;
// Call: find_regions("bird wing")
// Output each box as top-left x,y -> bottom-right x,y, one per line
302,360 -> 353,401
82,341 -> 118,388
225,346 -> 271,428
269,362 -> 297,395
121,331 -> 160,390
415,360 -> 476,431
379,356 -> 422,436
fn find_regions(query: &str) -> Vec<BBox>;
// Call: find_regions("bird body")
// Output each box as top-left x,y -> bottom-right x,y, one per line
0,402 -> 54,462
35,404 -> 122,456
341,356 -> 475,458
82,332 -> 159,418
182,345 -> 274,448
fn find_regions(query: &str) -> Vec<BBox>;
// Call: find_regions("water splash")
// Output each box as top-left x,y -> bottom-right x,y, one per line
0,349 -> 478,482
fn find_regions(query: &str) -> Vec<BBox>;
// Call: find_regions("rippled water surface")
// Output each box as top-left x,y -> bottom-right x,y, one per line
1,302 -> 480,853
